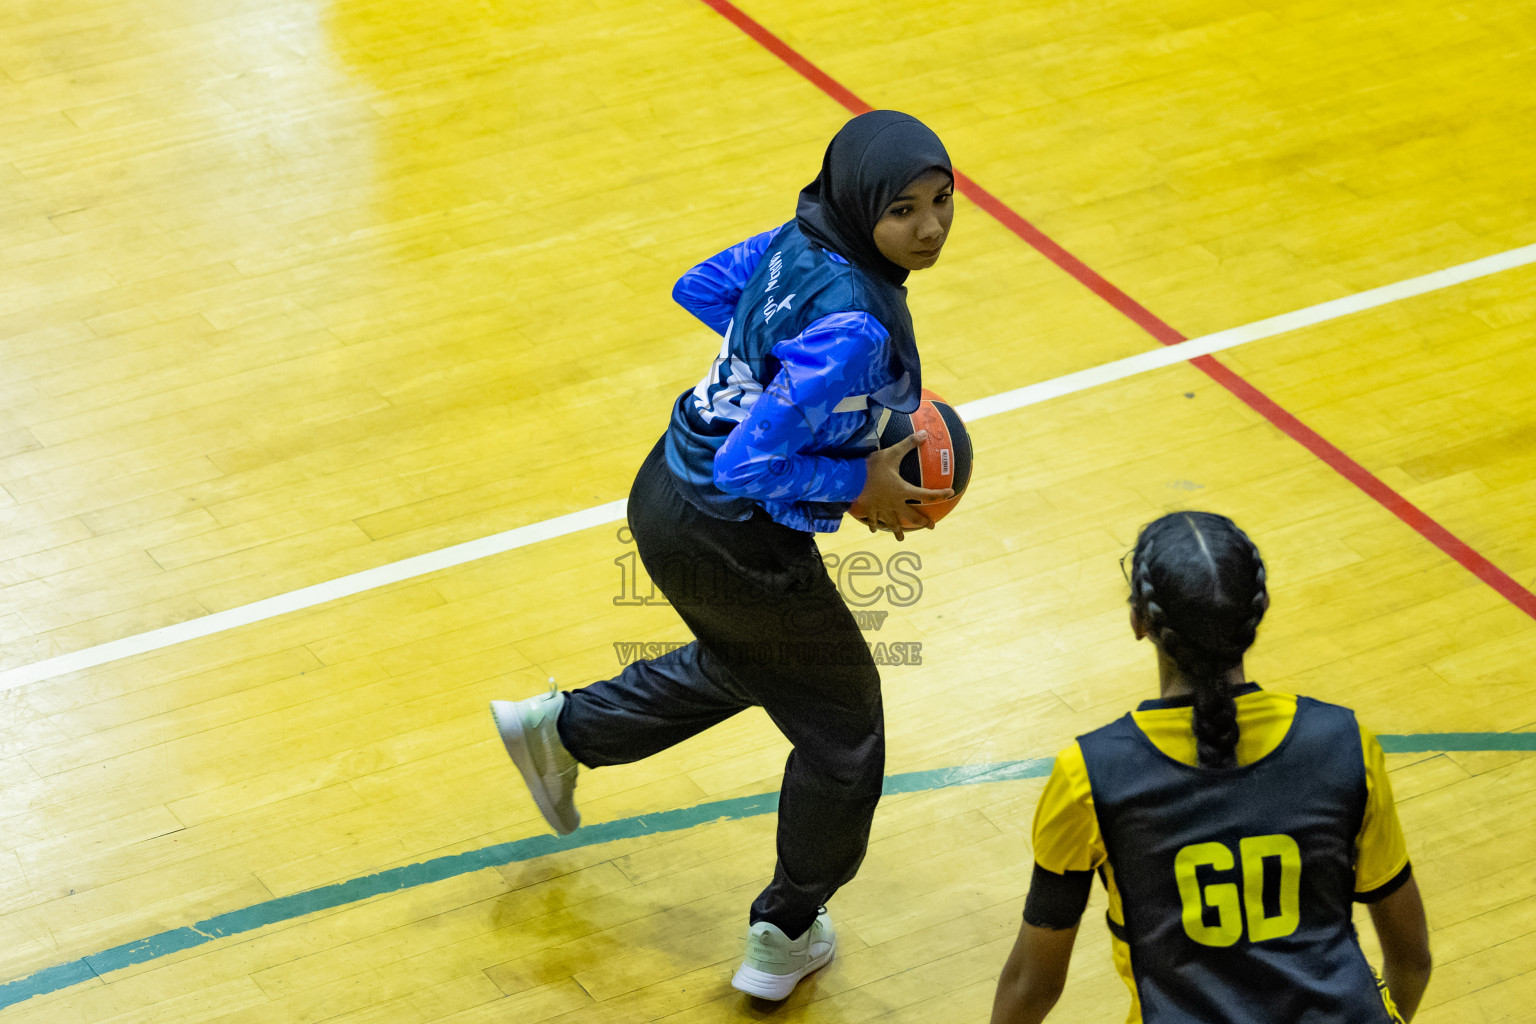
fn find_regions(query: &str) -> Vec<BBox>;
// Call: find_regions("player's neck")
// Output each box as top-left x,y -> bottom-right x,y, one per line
1157,651 -> 1249,700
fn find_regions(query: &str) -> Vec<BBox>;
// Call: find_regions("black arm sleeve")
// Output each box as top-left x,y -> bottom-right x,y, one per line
1354,861 -> 1413,904
1022,863 -> 1094,929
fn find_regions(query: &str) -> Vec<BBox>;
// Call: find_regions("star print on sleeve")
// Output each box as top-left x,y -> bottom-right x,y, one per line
713,311 -> 890,504
672,226 -> 784,335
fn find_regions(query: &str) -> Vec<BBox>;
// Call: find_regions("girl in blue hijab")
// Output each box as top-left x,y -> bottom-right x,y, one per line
493,110 -> 955,1000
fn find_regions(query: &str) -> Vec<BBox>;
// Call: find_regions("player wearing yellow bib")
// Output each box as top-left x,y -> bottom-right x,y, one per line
991,512 -> 1432,1024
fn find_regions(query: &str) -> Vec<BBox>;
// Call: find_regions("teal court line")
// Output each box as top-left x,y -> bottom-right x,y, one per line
2,735 -> 1532,1012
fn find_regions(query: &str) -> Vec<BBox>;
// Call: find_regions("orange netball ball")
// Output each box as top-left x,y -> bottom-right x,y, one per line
848,389 -> 973,526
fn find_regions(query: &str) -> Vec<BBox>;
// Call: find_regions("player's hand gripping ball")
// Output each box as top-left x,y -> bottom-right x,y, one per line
848,389 -> 973,533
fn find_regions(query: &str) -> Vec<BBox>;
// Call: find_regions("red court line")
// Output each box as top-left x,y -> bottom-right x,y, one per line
698,0 -> 1536,622
1200,359 -> 1536,619
952,170 -> 1185,347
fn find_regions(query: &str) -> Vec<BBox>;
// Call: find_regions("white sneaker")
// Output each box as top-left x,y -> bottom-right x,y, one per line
731,908 -> 835,1000
490,687 -> 580,835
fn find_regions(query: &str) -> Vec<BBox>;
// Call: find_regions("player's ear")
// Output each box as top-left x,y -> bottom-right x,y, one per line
1129,605 -> 1147,641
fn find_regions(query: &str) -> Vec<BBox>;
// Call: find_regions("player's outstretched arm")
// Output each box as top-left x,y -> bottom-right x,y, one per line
1368,875 -> 1432,1021
990,920 -> 1077,1024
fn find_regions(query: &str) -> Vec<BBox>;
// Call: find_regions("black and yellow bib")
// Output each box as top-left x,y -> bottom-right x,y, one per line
1078,693 -> 1396,1023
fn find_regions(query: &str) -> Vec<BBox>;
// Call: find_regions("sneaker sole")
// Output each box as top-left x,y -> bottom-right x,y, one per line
730,937 -> 835,1000
490,701 -> 578,836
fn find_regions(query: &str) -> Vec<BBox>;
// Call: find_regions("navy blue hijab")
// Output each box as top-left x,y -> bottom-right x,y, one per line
795,110 -> 951,412
796,110 -> 952,286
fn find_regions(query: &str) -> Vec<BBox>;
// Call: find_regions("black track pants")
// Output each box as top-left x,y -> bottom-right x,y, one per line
558,436 -> 884,937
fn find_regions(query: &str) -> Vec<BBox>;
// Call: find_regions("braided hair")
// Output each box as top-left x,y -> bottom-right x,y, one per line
1128,512 -> 1269,769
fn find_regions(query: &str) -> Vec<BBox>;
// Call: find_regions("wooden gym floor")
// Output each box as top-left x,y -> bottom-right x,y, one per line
1,0 -> 1534,1020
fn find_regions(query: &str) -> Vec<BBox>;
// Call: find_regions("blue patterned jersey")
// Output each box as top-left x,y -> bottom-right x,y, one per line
665,222 -> 908,533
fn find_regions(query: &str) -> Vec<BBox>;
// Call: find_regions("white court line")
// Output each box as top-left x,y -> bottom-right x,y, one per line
3,241 -> 1534,692
957,242 -> 1536,421
0,501 -> 623,692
